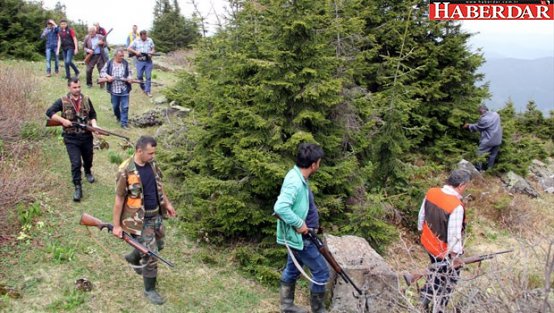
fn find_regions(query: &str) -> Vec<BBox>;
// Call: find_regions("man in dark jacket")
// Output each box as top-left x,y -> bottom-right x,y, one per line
464,105 -> 503,171
45,77 -> 100,201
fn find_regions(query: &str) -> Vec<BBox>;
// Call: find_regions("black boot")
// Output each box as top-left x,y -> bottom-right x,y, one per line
279,281 -> 307,313
144,276 -> 165,305
310,291 -> 326,313
124,249 -> 143,275
85,173 -> 95,183
73,185 -> 82,202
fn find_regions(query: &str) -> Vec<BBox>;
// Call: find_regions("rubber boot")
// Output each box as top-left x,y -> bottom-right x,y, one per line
310,291 -> 326,313
124,249 -> 142,275
280,281 -> 308,313
73,185 -> 82,202
144,276 -> 165,305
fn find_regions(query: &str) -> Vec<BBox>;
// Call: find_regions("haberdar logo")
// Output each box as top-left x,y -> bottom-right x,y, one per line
429,0 -> 554,20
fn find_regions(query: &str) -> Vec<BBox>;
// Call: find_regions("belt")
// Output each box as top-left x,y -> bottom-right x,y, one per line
144,206 -> 159,218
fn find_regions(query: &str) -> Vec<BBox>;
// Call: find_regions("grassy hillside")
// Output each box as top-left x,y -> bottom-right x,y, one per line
0,58 -> 552,312
0,60 -> 279,313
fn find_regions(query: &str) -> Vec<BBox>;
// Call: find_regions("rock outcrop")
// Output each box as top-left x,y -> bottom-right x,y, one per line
501,171 -> 540,198
324,234 -> 399,313
528,159 -> 554,194
457,159 -> 482,180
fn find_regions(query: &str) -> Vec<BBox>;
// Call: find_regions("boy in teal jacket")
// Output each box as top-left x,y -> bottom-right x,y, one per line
274,143 -> 329,313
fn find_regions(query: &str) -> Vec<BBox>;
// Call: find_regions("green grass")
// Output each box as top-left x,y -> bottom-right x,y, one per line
0,60 -> 279,313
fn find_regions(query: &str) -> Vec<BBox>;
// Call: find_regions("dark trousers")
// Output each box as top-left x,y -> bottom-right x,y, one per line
477,144 -> 501,171
86,54 -> 106,86
420,254 -> 460,313
64,135 -> 93,186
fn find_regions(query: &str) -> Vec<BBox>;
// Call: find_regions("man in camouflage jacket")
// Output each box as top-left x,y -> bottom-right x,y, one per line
112,136 -> 176,305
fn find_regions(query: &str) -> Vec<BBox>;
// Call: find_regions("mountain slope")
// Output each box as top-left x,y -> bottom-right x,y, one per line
480,57 -> 554,113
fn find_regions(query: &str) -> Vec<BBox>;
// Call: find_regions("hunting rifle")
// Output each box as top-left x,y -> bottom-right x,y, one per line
46,119 -> 129,141
79,213 -> 175,268
96,77 -> 164,87
84,28 -> 113,65
403,249 -> 514,286
273,213 -> 363,295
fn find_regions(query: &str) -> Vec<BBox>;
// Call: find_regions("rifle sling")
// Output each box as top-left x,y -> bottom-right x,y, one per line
280,223 -> 326,286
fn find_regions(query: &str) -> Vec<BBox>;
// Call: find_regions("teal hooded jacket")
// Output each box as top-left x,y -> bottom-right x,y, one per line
274,166 -> 310,250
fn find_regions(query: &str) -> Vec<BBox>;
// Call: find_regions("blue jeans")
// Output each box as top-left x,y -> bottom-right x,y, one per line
281,238 -> 329,293
111,94 -> 129,127
62,49 -> 79,79
45,48 -> 59,74
136,60 -> 153,93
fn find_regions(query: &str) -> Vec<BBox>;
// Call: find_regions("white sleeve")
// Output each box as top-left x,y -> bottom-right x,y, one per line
447,206 -> 464,255
417,199 -> 426,232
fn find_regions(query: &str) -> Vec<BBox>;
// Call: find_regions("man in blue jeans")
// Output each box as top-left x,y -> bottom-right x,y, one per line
100,48 -> 133,129
274,143 -> 329,313
40,19 -> 59,77
127,30 -> 155,97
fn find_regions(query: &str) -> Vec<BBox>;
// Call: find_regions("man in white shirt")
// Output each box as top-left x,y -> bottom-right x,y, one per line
417,169 -> 471,312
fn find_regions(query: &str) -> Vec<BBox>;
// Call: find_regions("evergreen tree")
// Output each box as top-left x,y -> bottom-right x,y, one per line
0,0 -> 83,60
150,0 -> 201,52
160,0 -> 491,251
495,99 -> 547,175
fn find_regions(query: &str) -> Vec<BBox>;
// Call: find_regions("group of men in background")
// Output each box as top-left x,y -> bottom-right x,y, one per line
41,20 -> 157,129
40,20 -> 155,96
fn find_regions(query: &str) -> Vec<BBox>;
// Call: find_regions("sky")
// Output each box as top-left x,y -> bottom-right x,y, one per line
39,0 -> 554,60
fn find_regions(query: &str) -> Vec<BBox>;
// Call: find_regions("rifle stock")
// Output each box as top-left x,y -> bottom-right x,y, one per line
46,119 -> 130,141
403,249 -> 514,286
79,213 -> 174,268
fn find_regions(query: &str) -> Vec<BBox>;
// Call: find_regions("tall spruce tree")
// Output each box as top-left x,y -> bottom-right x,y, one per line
150,0 -> 201,52
160,0 -> 490,249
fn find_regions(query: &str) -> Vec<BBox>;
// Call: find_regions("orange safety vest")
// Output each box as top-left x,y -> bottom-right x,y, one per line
420,187 -> 464,259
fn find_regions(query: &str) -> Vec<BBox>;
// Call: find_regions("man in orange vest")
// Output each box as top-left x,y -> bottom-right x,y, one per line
417,169 -> 471,312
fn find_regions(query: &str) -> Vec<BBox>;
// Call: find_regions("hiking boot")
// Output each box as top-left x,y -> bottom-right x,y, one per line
310,291 -> 326,313
73,185 -> 82,202
124,249 -> 143,275
144,277 -> 165,305
85,173 -> 95,183
280,281 -> 307,313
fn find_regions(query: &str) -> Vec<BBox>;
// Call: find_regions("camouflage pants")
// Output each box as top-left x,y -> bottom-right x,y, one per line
134,215 -> 165,278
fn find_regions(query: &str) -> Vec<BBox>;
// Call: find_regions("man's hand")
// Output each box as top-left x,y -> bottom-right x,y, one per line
451,256 -> 465,268
166,203 -> 176,218
112,225 -> 123,238
61,119 -> 73,128
462,123 -> 469,129
105,75 -> 114,82
296,223 -> 308,235
74,48 -> 79,54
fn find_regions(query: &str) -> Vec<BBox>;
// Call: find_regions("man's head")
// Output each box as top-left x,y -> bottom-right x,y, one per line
114,48 -> 125,62
478,104 -> 489,115
132,25 -> 138,33
446,169 -> 471,194
59,19 -> 68,29
88,26 -> 97,36
135,136 -> 157,164
140,30 -> 148,40
67,77 -> 81,97
296,143 -> 324,176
